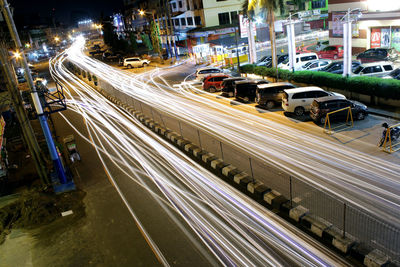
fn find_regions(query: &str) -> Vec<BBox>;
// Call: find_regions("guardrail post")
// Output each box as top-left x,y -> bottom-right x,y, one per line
220,141 -> 224,161
249,157 -> 255,183
197,129 -> 202,148
150,106 -> 155,121
178,121 -> 183,137
290,176 -> 293,208
343,203 -> 347,238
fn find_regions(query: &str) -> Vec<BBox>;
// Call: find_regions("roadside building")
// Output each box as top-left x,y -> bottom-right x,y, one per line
328,0 -> 400,54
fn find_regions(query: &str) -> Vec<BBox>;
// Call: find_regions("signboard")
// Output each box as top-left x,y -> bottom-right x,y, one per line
332,12 -> 359,37
392,28 -> 400,52
214,28 -> 235,35
239,14 -> 256,38
380,28 -> 391,48
313,9 -> 321,16
371,28 -> 381,48
298,11 -> 312,19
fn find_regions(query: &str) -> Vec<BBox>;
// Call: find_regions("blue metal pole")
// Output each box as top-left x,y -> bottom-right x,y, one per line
38,114 -> 67,184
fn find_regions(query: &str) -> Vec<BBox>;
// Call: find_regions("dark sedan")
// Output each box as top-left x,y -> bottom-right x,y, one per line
356,48 -> 398,63
310,96 -> 368,125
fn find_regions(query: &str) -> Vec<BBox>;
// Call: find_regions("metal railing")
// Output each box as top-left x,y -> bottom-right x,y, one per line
323,106 -> 354,135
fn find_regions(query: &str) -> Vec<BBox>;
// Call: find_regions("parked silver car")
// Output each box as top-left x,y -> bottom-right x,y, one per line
352,62 -> 394,77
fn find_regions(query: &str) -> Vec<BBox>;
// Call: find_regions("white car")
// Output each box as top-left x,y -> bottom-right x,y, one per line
282,87 -> 345,116
278,53 -> 319,71
299,59 -> 332,71
123,57 -> 150,68
352,61 -> 394,78
195,67 -> 223,81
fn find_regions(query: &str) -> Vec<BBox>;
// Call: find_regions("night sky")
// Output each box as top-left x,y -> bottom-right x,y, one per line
9,0 -> 123,26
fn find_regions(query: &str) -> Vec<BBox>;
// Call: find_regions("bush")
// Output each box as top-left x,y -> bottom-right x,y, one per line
240,65 -> 400,100
240,64 -> 256,74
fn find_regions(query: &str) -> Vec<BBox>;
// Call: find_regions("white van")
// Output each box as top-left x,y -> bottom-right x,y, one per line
282,87 -> 345,116
278,53 -> 319,71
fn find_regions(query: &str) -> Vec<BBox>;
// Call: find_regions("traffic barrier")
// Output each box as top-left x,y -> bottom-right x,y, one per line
381,122 -> 400,153
364,249 -> 390,267
323,106 -> 354,135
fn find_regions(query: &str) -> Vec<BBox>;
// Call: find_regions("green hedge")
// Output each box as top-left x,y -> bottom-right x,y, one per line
240,64 -> 400,99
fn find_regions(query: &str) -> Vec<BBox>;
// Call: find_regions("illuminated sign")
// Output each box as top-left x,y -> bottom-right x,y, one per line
367,0 -> 400,11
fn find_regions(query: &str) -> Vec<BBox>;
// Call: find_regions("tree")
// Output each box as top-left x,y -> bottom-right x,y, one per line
248,0 -> 279,69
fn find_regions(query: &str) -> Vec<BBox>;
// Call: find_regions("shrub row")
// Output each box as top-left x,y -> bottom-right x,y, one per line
240,64 -> 400,100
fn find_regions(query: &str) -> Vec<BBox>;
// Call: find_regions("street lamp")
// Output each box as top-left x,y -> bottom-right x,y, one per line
341,8 -> 362,77
284,12 -> 302,72
138,9 -> 164,63
54,36 -> 60,42
13,51 -> 21,59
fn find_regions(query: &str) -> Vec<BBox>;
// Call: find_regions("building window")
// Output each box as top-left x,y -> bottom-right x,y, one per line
178,1 -> 183,8
194,16 -> 201,25
218,12 -> 230,25
312,0 -> 326,9
230,11 -> 238,24
187,17 -> 193,25
172,2 -> 177,9
174,19 -> 180,26
180,18 -> 186,26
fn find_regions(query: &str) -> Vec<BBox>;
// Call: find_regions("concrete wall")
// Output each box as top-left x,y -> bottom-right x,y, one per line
202,0 -> 242,27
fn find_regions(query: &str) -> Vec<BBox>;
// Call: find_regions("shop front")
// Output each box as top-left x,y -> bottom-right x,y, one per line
370,27 -> 400,52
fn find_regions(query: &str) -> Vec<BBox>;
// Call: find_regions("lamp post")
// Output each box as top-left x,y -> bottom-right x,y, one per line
285,12 -> 301,73
0,0 -> 67,184
139,9 -> 164,63
341,8 -> 362,77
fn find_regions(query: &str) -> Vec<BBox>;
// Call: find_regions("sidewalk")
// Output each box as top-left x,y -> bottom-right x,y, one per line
368,107 -> 400,121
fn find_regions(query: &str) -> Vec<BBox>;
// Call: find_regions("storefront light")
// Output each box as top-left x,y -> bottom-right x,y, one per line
367,0 -> 400,12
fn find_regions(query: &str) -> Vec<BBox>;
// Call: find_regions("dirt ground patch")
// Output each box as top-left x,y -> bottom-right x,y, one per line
0,187 -> 86,244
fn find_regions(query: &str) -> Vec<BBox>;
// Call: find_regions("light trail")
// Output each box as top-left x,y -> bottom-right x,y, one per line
63,37 -> 400,231
48,44 -> 350,266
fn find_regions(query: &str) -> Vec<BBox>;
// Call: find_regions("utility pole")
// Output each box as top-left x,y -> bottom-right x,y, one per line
162,0 -> 172,58
0,47 -> 49,185
0,0 -> 67,184
166,0 -> 178,59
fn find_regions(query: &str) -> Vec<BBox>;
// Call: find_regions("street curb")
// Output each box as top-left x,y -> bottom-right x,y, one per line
368,110 -> 400,121
69,65 -> 395,267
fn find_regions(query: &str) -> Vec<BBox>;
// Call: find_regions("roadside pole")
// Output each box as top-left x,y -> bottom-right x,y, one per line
0,48 -> 49,185
286,13 -> 297,73
235,27 -> 241,74
166,0 -> 178,60
1,0 -> 67,184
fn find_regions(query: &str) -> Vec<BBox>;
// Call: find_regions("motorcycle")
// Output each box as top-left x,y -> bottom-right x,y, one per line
378,122 -> 400,147
63,135 -> 81,163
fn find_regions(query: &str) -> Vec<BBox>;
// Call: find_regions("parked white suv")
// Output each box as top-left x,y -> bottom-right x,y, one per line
278,53 -> 319,71
195,67 -> 223,81
352,61 -> 394,77
282,87 -> 345,116
123,57 -> 150,68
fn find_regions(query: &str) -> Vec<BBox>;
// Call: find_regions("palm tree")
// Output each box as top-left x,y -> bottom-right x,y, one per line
248,0 -> 280,69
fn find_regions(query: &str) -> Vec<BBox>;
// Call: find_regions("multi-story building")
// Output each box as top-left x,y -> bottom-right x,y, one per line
328,0 -> 400,53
